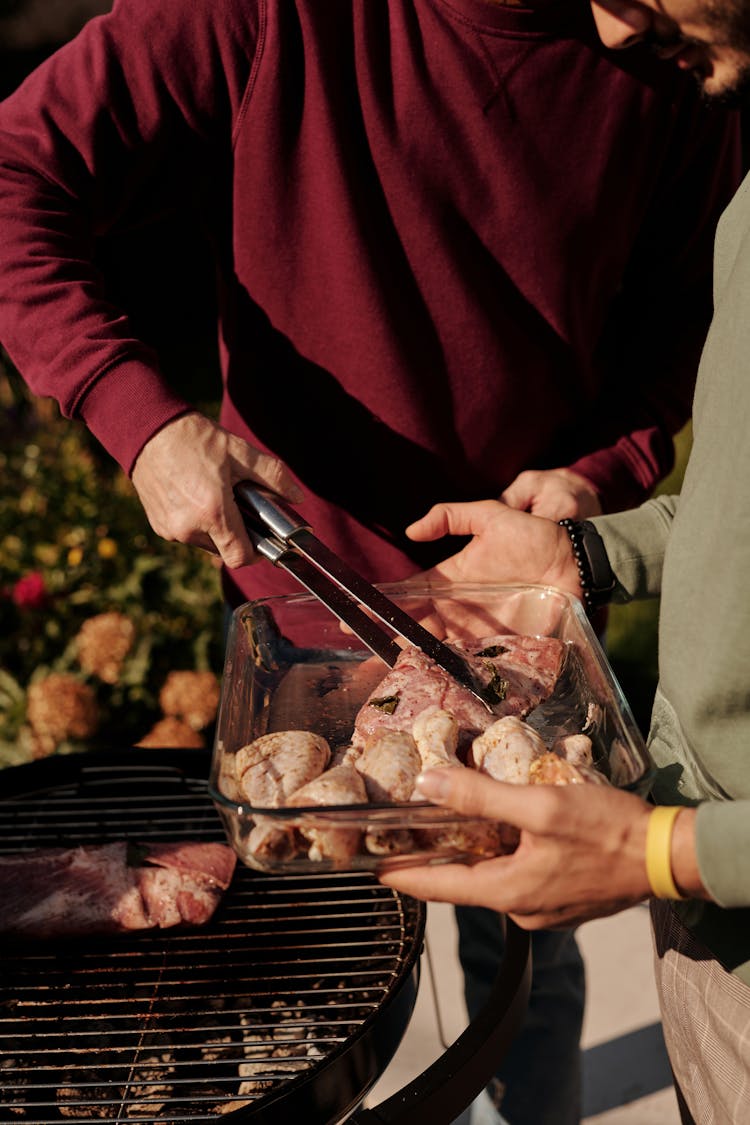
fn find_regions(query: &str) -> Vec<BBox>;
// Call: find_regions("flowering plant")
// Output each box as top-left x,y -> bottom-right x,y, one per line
0,358 -> 225,766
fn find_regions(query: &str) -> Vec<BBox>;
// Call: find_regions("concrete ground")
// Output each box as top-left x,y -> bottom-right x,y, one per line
365,900 -> 681,1124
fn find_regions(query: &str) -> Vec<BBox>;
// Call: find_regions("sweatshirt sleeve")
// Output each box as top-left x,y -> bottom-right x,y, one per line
695,800 -> 750,907
591,494 -> 678,601
567,100 -> 741,512
0,0 -> 260,474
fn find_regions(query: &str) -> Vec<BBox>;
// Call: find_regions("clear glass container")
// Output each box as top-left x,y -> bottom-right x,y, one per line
209,583 -> 652,872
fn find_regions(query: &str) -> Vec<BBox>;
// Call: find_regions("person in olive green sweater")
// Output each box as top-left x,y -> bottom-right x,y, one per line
381,3 -> 750,1120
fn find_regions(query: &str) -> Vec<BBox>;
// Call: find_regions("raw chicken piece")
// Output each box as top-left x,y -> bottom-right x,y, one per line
552,733 -> 594,769
353,634 -> 564,749
246,819 -> 298,862
330,743 -> 362,769
288,765 -> 368,863
235,730 -> 330,807
352,646 -> 493,749
356,731 -> 422,803
470,716 -> 548,784
530,752 -> 609,787
412,705 -> 461,770
413,820 -> 507,858
455,633 -> 565,709
365,828 -> 415,856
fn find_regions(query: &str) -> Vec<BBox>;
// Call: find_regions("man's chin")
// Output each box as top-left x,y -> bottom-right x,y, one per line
700,64 -> 750,105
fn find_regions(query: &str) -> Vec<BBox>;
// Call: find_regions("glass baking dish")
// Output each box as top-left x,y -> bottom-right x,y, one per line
209,583 -> 652,873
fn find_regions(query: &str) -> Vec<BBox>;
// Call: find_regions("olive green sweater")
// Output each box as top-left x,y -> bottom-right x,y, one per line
594,169 -> 750,984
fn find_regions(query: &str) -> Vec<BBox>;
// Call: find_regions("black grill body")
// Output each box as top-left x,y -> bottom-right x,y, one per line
0,750 -> 424,1124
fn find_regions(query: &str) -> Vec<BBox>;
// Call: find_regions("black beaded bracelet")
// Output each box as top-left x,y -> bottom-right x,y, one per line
558,519 -> 616,614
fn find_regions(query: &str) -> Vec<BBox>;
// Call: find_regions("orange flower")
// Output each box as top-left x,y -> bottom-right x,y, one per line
135,717 -> 206,749
76,612 -> 135,684
26,674 -> 98,745
159,670 -> 221,731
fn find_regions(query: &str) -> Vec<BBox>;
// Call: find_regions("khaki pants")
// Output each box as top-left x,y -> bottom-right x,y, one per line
651,901 -> 750,1124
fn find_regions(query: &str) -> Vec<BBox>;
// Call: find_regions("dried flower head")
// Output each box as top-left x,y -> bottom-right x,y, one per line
26,673 -> 98,744
75,612 -> 135,684
135,717 -> 206,749
159,670 -> 220,731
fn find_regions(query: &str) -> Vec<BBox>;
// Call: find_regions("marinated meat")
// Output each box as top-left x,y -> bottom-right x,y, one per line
235,730 -> 331,807
552,733 -> 594,769
411,705 -> 462,771
529,751 -> 609,786
471,715 -> 549,784
235,630 -> 607,870
355,731 -> 422,802
352,635 -> 564,749
413,820 -> 508,858
0,841 -> 236,939
246,819 -> 298,861
288,765 -> 368,862
352,646 -> 492,749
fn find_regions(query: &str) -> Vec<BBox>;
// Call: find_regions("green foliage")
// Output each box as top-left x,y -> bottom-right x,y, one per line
0,358 -> 224,762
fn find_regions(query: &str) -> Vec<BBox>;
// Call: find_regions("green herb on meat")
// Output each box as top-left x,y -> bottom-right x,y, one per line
368,693 -> 400,715
475,644 -> 508,657
480,661 -> 508,705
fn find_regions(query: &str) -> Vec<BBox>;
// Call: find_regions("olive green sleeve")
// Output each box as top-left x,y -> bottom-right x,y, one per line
591,494 -> 678,603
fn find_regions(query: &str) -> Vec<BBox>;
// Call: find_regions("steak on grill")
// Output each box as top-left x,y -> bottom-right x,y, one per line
0,840 -> 236,938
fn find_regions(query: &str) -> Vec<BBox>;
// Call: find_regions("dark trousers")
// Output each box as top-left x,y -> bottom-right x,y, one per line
456,906 -> 584,1125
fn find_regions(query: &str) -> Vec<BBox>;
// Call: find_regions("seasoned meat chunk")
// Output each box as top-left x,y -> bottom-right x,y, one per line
288,765 -> 368,863
235,730 -> 331,807
471,715 -> 548,784
530,752 -> 609,786
356,731 -> 422,802
352,635 -> 564,748
412,705 -> 462,770
552,733 -> 594,769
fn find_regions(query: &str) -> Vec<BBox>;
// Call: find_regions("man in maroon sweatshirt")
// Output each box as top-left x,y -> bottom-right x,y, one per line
0,2 -> 741,1122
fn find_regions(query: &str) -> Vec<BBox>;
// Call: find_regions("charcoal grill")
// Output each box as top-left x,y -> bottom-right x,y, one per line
0,749 -> 530,1124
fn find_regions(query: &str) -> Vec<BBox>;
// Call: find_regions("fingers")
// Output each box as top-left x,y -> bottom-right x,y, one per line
381,855 -> 512,908
501,469 -> 602,520
406,500 -> 505,543
131,412 -> 305,569
415,766 -> 559,834
228,438 -> 303,503
499,475 -> 535,512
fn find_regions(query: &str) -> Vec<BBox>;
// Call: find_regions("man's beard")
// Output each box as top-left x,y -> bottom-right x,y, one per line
700,61 -> 750,104
645,23 -> 750,107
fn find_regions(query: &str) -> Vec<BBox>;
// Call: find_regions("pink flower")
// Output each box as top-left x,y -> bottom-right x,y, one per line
12,572 -> 48,610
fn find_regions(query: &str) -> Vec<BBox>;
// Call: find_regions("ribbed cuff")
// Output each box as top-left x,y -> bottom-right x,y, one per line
77,360 -> 192,475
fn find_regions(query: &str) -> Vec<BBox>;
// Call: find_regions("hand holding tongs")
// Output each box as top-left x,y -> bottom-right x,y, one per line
234,482 -> 490,707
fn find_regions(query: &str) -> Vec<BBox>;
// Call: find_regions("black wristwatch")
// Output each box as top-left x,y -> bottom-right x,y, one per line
558,519 -> 616,614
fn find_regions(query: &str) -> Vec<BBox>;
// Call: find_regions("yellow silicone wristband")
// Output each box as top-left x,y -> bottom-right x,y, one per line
645,805 -> 687,900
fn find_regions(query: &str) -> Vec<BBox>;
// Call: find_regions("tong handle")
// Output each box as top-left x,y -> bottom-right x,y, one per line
234,481 -> 310,544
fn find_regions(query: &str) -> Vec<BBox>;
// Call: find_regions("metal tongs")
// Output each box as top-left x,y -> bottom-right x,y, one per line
234,482 -> 490,708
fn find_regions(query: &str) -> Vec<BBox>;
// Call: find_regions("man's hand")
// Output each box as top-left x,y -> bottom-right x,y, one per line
501,467 -> 602,519
379,768 -> 657,928
406,500 -> 582,598
131,411 -> 302,568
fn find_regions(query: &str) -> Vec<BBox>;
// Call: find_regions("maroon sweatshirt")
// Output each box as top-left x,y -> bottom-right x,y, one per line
0,0 -> 740,605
